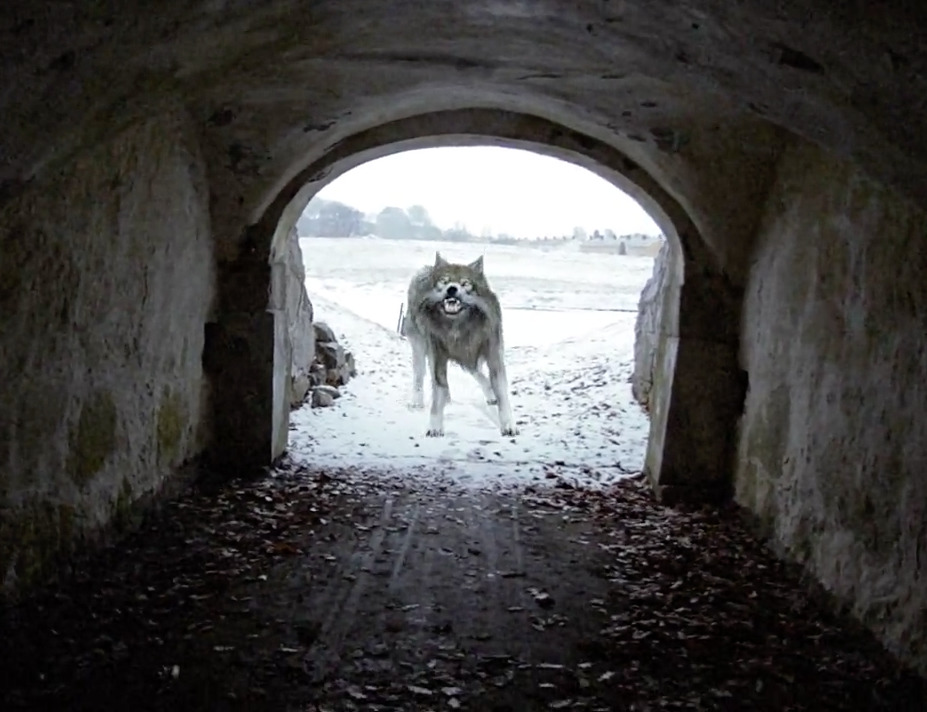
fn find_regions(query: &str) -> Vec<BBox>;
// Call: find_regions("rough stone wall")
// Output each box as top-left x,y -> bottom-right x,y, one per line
286,228 -> 316,395
0,109 -> 214,594
737,142 -> 927,673
268,223 -> 316,459
631,239 -> 680,411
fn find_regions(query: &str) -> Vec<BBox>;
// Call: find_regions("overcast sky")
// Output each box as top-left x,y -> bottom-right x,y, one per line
314,146 -> 661,238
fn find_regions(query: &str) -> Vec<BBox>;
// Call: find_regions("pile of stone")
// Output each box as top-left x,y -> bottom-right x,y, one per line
290,321 -> 357,409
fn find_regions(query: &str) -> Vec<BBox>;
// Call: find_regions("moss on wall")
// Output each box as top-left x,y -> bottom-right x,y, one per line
66,391 -> 117,486
0,501 -> 81,591
0,105 -> 214,602
111,476 -> 138,532
157,387 -> 186,464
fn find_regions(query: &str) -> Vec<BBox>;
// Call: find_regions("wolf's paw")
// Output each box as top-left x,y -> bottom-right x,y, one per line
501,425 -> 519,437
486,397 -> 498,406
425,428 -> 445,437
408,401 -> 425,410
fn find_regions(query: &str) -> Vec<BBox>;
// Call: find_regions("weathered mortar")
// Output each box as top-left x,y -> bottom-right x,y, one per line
0,106 -> 215,595
737,141 -> 927,673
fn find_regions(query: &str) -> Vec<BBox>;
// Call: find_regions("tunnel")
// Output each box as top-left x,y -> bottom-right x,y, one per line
262,111 -> 739,499
1,0 -> 926,704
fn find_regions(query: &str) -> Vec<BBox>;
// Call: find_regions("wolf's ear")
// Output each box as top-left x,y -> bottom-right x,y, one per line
435,251 -> 448,268
468,255 -> 484,274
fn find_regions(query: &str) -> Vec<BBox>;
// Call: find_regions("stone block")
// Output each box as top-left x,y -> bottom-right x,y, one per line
313,322 -> 337,344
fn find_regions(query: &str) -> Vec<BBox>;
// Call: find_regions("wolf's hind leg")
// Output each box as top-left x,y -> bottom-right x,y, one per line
487,348 -> 517,436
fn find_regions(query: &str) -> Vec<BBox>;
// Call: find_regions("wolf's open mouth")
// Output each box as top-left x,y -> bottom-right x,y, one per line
443,298 -> 462,315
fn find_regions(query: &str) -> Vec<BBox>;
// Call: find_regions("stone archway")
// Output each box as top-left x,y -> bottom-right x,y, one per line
1,0 -> 924,677
207,108 -> 747,505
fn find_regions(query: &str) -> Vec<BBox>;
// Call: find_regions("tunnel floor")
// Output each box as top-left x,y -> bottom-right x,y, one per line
2,461 -> 923,711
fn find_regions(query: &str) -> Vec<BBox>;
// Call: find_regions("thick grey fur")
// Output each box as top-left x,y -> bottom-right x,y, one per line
403,251 -> 517,437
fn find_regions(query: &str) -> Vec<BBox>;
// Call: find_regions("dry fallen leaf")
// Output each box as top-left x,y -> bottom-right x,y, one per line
346,686 -> 366,700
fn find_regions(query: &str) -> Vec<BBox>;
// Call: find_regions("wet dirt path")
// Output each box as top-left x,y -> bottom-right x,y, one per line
1,461 -> 923,711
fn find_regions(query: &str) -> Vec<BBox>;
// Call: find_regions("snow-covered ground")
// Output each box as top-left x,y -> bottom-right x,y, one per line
288,237 -> 655,489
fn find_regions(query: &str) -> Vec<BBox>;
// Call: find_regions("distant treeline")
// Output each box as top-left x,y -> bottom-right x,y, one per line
296,199 -> 521,243
296,198 -> 662,244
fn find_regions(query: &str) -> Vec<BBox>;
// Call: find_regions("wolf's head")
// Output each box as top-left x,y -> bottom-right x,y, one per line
420,251 -> 492,321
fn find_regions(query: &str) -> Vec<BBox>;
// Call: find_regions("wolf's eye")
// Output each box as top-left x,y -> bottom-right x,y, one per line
461,279 -> 471,289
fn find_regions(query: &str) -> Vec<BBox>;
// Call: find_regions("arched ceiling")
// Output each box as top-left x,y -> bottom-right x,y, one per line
3,0 -> 926,266
260,109 -> 704,276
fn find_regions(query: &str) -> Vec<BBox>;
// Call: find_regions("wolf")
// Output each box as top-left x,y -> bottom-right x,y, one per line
403,251 -> 517,438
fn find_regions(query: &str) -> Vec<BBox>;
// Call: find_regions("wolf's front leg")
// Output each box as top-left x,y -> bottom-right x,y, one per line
426,350 -> 450,436
409,336 -> 426,409
488,351 -> 517,436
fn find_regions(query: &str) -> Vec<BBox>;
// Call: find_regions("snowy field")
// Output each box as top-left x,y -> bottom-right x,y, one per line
288,237 -> 656,489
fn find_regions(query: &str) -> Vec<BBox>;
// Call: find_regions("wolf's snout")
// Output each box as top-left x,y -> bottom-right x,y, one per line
445,284 -> 458,297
